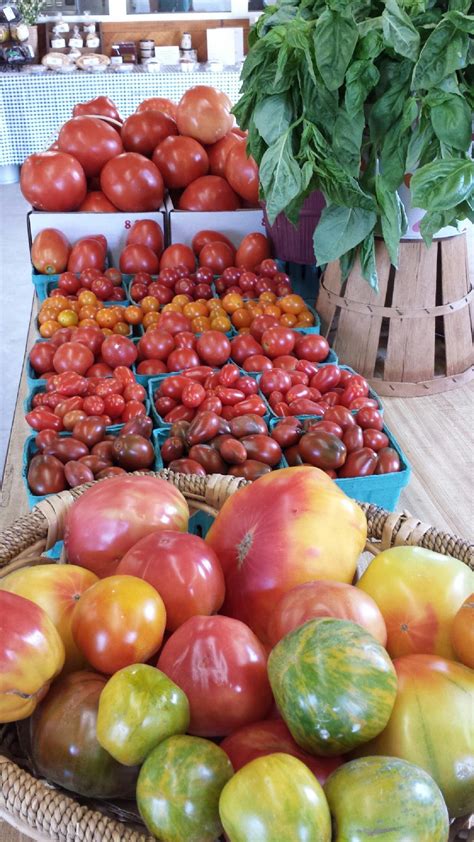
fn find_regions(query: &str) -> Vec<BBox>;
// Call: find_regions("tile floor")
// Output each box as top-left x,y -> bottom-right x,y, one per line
0,184 -> 32,475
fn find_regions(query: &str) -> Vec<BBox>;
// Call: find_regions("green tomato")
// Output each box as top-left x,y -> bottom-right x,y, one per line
324,757 -> 449,841
219,752 -> 331,842
137,734 -> 234,842
96,664 -> 189,766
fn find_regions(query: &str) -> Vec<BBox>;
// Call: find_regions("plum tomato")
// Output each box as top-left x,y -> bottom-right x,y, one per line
196,331 -> 231,367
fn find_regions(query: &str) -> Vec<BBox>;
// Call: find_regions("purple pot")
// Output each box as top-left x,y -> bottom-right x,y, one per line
261,191 -> 326,265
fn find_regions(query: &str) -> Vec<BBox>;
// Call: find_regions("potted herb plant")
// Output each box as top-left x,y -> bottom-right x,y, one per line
234,0 -> 474,289
16,0 -> 44,56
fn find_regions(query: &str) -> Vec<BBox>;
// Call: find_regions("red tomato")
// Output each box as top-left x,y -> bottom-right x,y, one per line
121,110 -> 177,157
235,233 -> 272,270
152,136 -> 209,189
230,334 -> 263,366
160,311 -> 193,336
29,342 -> 57,375
176,85 -> 234,145
249,314 -> 279,342
101,335 -> 137,368
160,244 -> 196,273
267,580 -> 387,647
356,407 -> 384,431
261,327 -> 296,359
179,176 -> 240,211
191,230 -> 235,258
338,447 -> 378,477
375,447 -> 401,474
324,406 -> 356,431
100,153 -> 164,212
196,331 -> 231,366
225,142 -> 259,204
119,244 -> 160,274
157,615 -> 272,736
167,348 -> 200,371
310,365 -> 341,393
363,429 -> 389,451
20,152 -> 87,211
181,382 -> 206,408
52,342 -> 94,375
31,229 -> 71,274
58,116 -> 123,178
199,242 -> 235,273
78,191 -> 118,212
242,355 -> 273,372
65,475 -> 189,576
342,425 -> 364,452
294,334 -> 330,362
25,407 -> 63,432
218,363 -> 240,386
117,531 -> 225,632
73,95 -> 122,122
136,97 -> 177,121
67,239 -> 105,273
138,330 -> 174,361
137,359 -> 167,375
220,720 -> 342,783
125,220 -> 163,257
71,575 -> 166,674
207,132 -> 244,177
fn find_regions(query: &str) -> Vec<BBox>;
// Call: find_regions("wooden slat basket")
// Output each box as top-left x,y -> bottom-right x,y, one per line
0,470 -> 473,842
317,235 -> 474,397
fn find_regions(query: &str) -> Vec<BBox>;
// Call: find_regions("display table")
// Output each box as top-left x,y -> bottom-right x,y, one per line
0,67 -> 241,167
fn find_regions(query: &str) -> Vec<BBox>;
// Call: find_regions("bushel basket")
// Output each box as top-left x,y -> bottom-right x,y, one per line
0,470 -> 473,842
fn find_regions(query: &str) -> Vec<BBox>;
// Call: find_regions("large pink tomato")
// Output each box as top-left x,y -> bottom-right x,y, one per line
205,466 -> 367,642
157,615 -> 272,736
100,153 -> 164,212
220,719 -> 342,784
356,654 -> 474,817
20,151 -> 87,211
176,86 -> 234,145
267,580 -> 387,647
64,475 -> 189,577
0,591 -> 65,723
58,116 -> 123,177
117,530 -> 225,631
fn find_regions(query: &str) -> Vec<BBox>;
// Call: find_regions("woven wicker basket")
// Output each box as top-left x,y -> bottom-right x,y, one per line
0,470 -> 473,842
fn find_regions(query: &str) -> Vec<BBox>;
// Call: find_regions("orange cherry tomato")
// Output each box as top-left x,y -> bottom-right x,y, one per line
40,320 -> 60,337
260,291 -> 277,305
192,316 -> 212,333
280,313 -> 298,327
232,308 -> 253,329
279,294 -> 306,315
141,296 -> 160,314
79,305 -> 99,320
57,310 -> 79,327
79,318 -> 98,328
183,302 -> 208,319
113,321 -> 130,336
142,312 -> 161,329
263,305 -> 282,319
96,309 -> 117,328
222,293 -> 244,314
173,294 -> 193,309
211,316 -> 232,332
78,290 -> 98,307
124,305 -> 144,325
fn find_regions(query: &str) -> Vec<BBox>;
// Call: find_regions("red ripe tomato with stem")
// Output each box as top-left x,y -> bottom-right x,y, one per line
157,615 -> 272,736
117,531 -> 225,632
58,116 -> 123,177
121,110 -> 177,157
152,136 -> 209,189
31,229 -> 71,274
20,152 -> 87,211
100,153 -> 164,212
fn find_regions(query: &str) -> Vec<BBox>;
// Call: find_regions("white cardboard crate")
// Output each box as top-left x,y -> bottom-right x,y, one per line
166,195 -> 265,248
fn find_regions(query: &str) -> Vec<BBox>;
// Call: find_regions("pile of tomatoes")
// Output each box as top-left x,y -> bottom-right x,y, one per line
21,87 -> 258,214
28,416 -> 155,495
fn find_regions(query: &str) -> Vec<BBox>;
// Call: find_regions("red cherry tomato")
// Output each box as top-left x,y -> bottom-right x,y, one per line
338,447 -> 378,477
356,407 -> 384,431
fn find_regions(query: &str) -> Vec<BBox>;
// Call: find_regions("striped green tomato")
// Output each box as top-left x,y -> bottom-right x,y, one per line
324,757 -> 449,841
136,734 -> 233,842
219,753 -> 331,842
268,618 -> 397,756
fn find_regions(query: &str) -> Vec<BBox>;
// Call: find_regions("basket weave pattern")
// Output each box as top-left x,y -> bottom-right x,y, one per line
0,471 -> 473,842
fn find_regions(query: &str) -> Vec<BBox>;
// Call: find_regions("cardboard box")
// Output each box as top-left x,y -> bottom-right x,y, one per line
27,209 -> 166,269
166,195 -> 265,248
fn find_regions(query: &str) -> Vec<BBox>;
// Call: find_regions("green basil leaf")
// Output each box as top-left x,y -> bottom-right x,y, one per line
412,20 -> 469,89
313,204 -> 377,265
285,161 -> 315,225
375,175 -> 407,266
410,159 -> 474,211
357,16 -> 383,38
345,60 -> 380,117
232,90 -> 258,131
355,27 -> 385,60
382,0 -> 420,61
318,158 -> 377,211
360,233 -> 379,291
247,120 -> 268,166
380,122 -> 411,189
368,60 -> 412,141
445,9 -> 474,31
332,107 -> 365,176
314,8 -> 359,90
418,209 -> 456,246
400,96 -> 419,133
405,115 -> 436,171
260,132 -> 303,225
339,247 -> 358,282
253,94 -> 293,146
448,0 -> 471,10
430,93 -> 472,151
299,69 -> 339,132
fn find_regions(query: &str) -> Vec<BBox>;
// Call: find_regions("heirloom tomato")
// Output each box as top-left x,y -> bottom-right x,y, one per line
71,574 -> 166,674
58,116 -> 123,177
268,580 -> 387,646
179,175 -> 240,211
137,735 -> 233,842
199,241 -> 235,273
97,664 -> 189,766
121,109 -> 177,156
355,654 -> 474,816
73,95 -> 122,122
219,754 -> 331,842
27,454 -> 66,496
196,330 -> 231,366
21,151 -> 87,211
205,466 -> 367,642
357,546 -> 474,659
268,618 -> 397,756
0,563 -> 98,673
220,720 -> 342,783
157,615 -> 272,737
100,152 -> 164,212
450,592 -> 474,668
117,531 -> 224,631
207,131 -> 244,177
224,142 -> 259,204
153,135 -> 209,188
136,96 -> 177,120
25,671 -> 138,798
324,758 -> 449,842
176,85 -> 234,144
31,228 -> 70,274
0,591 -> 65,723
64,475 -> 189,576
